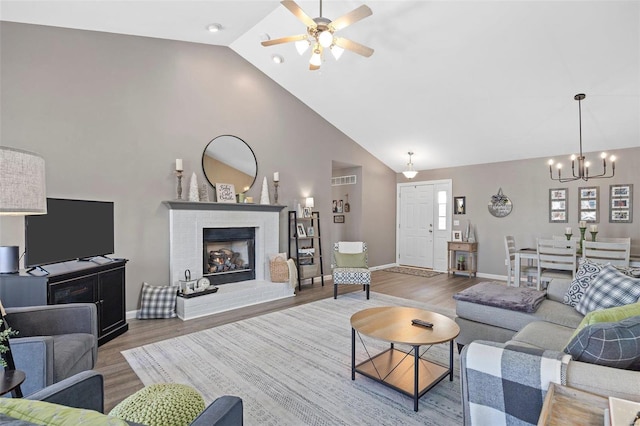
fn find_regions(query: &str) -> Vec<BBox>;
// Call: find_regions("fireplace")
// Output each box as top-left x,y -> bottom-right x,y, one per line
203,227 -> 255,285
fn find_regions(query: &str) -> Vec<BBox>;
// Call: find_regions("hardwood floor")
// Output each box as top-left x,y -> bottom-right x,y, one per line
97,270 -> 485,411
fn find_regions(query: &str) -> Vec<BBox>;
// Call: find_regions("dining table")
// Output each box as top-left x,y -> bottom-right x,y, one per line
514,248 -> 640,287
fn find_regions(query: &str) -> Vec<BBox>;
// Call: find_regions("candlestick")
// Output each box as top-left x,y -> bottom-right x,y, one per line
579,226 -> 587,254
589,224 -> 598,232
565,233 -> 573,241
273,181 -> 279,204
579,221 -> 586,228
175,170 -> 183,200
590,231 -> 598,242
565,227 -> 572,235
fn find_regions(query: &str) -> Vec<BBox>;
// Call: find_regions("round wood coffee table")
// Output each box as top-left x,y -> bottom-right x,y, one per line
350,306 -> 460,412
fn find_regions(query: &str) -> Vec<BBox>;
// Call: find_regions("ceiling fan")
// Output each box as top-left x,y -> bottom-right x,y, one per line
261,0 -> 374,71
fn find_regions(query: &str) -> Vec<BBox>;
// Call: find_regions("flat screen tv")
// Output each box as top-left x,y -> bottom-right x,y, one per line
25,198 -> 114,268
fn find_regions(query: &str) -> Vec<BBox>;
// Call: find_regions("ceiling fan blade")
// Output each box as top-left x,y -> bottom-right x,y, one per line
261,34 -> 308,47
329,5 -> 372,31
334,37 -> 374,57
281,0 -> 317,28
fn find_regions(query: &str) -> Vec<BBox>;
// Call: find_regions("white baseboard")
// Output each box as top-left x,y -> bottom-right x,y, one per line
126,310 -> 139,320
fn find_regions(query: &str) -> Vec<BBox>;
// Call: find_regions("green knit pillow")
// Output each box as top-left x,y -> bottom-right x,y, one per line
569,302 -> 640,342
0,398 -> 127,425
334,252 -> 367,268
109,384 -> 205,426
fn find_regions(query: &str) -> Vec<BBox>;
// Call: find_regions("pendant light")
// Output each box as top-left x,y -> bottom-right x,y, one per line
402,152 -> 418,179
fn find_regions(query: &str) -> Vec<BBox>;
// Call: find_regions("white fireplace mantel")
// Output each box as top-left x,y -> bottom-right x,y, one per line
163,201 -> 293,320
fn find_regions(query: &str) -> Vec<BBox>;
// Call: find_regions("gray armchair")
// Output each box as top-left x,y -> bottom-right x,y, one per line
5,303 -> 98,396
24,370 -> 244,426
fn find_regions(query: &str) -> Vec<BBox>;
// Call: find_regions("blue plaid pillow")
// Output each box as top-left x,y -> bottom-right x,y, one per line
137,282 -> 178,319
564,258 -> 605,307
575,265 -> 640,315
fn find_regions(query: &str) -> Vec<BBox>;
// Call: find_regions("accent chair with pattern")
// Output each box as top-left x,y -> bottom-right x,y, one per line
332,241 -> 370,299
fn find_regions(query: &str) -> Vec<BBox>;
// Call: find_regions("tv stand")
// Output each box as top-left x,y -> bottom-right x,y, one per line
0,259 -> 128,345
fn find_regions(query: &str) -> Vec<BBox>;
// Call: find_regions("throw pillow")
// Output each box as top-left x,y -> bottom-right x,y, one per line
334,251 -> 367,268
569,302 -> 640,342
575,265 -> 640,315
137,282 -> 178,319
0,398 -> 127,426
564,258 -> 605,307
564,315 -> 640,371
615,265 -> 640,278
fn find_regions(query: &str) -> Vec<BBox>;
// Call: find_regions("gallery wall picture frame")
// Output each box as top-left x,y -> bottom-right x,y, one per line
549,188 -> 568,223
452,230 -> 463,242
578,186 -> 599,223
454,196 -> 466,215
215,183 -> 236,203
609,184 -> 633,223
333,215 -> 345,223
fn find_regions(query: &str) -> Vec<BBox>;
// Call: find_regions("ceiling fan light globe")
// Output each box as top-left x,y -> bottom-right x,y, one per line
310,50 -> 322,66
295,39 -> 310,55
318,30 -> 333,48
402,170 -> 418,179
330,45 -> 344,60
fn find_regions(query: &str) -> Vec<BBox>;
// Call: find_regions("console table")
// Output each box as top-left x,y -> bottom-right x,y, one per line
447,242 -> 477,277
0,259 -> 129,345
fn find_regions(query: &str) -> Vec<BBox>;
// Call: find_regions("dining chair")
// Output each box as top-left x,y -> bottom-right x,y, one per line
331,242 -> 370,299
504,235 -> 537,287
536,238 -> 577,290
582,239 -> 631,267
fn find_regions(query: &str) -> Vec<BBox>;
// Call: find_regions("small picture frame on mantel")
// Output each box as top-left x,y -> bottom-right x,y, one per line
215,183 -> 236,203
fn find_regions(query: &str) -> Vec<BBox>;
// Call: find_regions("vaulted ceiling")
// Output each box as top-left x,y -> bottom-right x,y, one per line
2,1 -> 638,173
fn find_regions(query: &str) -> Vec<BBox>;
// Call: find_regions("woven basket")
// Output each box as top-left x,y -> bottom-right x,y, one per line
270,260 -> 289,282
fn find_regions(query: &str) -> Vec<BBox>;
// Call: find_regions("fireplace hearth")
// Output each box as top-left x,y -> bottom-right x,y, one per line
203,227 -> 255,285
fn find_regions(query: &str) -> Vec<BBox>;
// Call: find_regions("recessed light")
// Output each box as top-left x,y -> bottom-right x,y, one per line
206,23 -> 222,33
259,33 -> 271,42
272,54 -> 284,64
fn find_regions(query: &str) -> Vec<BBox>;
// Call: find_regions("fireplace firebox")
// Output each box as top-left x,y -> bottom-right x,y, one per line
203,227 -> 255,285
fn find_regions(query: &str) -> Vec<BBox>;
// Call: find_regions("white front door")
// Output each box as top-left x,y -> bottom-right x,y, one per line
398,184 -> 434,268
397,180 -> 452,271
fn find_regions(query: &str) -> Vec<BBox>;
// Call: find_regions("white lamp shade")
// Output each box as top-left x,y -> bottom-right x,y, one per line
306,197 -> 315,208
0,147 -> 47,215
402,170 -> 418,179
295,39 -> 310,55
330,45 -> 344,60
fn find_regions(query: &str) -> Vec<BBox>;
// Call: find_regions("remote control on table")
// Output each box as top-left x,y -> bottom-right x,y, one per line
411,319 -> 433,328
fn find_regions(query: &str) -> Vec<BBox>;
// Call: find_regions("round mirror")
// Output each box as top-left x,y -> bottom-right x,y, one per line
202,135 -> 258,194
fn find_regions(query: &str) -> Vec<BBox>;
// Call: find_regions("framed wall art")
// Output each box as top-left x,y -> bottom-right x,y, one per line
549,188 -> 568,223
333,215 -> 345,223
609,184 -> 633,223
454,196 -> 466,215
452,230 -> 463,241
578,186 -> 599,223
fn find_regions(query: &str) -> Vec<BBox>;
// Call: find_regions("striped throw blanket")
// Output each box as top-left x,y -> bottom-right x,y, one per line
462,341 -> 572,425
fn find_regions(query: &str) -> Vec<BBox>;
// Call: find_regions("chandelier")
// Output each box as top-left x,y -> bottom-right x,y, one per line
548,93 -> 616,182
402,152 -> 418,179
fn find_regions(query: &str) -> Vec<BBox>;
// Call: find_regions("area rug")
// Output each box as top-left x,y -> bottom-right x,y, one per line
383,266 -> 441,278
122,293 -> 461,426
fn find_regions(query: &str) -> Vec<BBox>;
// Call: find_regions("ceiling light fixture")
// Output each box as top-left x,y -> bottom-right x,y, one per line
402,152 -> 418,179
261,0 -> 374,71
206,23 -> 222,33
548,93 -> 616,182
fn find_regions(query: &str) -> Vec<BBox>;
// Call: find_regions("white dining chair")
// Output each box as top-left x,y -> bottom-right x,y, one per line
582,239 -> 631,267
504,236 -> 537,287
537,238 -> 577,290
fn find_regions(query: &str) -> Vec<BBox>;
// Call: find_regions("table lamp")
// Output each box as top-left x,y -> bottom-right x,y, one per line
0,147 -> 47,273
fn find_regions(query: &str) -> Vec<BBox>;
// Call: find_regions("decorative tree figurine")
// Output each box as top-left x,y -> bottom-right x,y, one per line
188,172 -> 199,202
260,176 -> 270,205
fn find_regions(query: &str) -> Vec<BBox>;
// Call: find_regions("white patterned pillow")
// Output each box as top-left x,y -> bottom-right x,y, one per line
575,265 -> 640,315
564,258 -> 605,307
137,282 -> 178,319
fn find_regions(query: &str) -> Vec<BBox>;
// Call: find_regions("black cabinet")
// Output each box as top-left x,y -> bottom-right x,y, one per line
0,259 -> 128,345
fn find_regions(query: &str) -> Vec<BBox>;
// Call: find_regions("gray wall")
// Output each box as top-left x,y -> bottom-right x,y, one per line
0,22 -> 397,310
398,146 -> 640,277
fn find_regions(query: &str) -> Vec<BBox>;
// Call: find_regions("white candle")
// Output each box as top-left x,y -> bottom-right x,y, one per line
590,225 -> 598,232
176,159 -> 183,171
565,227 -> 572,235
273,172 -> 279,182
579,221 -> 586,228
